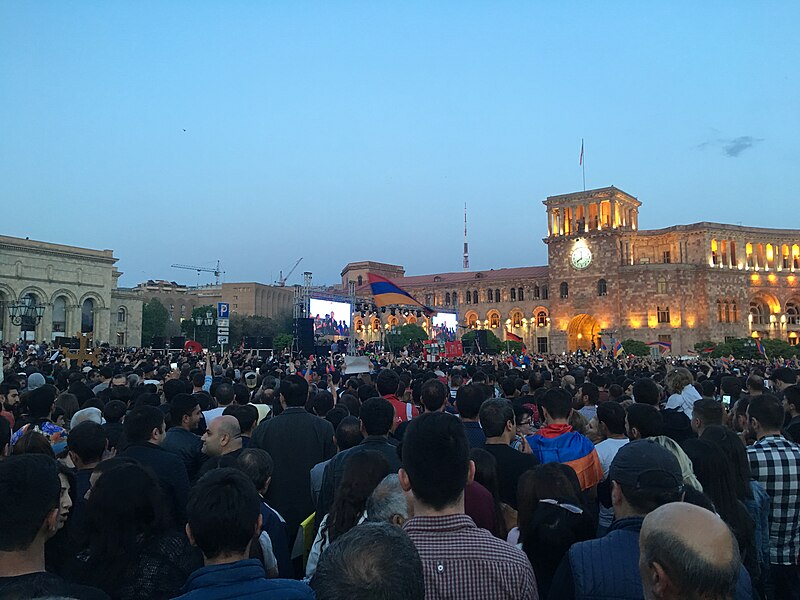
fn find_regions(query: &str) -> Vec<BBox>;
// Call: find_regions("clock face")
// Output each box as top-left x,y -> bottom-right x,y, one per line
570,246 -> 593,270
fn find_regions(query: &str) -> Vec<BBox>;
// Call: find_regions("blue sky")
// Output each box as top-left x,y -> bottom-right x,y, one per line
2,1 -> 797,287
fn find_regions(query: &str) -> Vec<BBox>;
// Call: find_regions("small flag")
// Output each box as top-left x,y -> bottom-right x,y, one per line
613,340 -> 624,359
721,356 -> 732,368
756,340 -> 767,358
509,355 -> 521,368
506,330 -> 523,343
579,139 -> 584,166
600,338 -> 608,352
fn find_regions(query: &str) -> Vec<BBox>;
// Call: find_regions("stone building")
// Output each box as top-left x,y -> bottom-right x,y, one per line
341,186 -> 800,354
0,235 -> 142,346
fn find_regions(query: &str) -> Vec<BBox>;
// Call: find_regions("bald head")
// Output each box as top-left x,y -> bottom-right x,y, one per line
201,415 -> 242,457
639,502 -> 740,600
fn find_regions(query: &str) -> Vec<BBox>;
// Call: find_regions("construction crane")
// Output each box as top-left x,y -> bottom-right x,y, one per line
171,260 -> 225,286
276,257 -> 303,286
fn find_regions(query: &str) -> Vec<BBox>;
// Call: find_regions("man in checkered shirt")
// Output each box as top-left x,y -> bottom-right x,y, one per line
747,395 -> 800,600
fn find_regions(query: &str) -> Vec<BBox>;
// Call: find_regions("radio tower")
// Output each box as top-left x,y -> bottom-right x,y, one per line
463,203 -> 470,271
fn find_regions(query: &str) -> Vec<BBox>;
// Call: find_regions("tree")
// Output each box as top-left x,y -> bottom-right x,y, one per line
385,324 -> 428,350
274,333 -> 293,352
180,305 -> 217,348
621,339 -> 649,357
461,330 -> 504,354
141,298 -> 169,344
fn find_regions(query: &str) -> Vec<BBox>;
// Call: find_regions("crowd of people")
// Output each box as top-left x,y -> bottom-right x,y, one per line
1,339 -> 799,599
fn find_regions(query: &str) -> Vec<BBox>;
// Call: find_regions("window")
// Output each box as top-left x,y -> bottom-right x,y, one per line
465,291 -> 471,304
116,332 -> 126,346
749,302 -> 766,325
656,277 -> 668,295
512,312 -> 522,327
717,300 -> 724,322
117,308 -> 126,323
724,302 -> 731,323
711,239 -> 719,265
732,300 -> 739,322
662,250 -> 671,264
536,310 -> 548,327
434,276 -> 442,282
472,290 -> 478,304
537,337 -> 549,353
52,296 -> 67,333
542,285 -> 549,300
489,313 -> 500,329
445,292 -> 451,305
560,282 -> 569,299
510,288 -> 516,301
452,292 -> 458,304
495,289 -> 501,302
518,288 -> 524,301
787,301 -> 799,325
425,294 -> 433,305
82,298 -> 95,333
597,279 -> 607,297
657,306 -> 670,324
357,275 -> 363,286
467,313 -> 478,328
487,289 -> 493,303
533,284 -> 540,300
180,304 -> 186,316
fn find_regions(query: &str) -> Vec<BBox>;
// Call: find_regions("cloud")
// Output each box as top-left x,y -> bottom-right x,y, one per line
696,134 -> 764,158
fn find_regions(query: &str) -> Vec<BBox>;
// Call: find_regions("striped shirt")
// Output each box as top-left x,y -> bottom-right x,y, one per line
747,434 -> 800,565
403,514 -> 538,600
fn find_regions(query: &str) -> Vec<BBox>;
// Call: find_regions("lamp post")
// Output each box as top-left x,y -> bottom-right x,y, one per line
195,311 -> 215,347
8,297 -> 45,341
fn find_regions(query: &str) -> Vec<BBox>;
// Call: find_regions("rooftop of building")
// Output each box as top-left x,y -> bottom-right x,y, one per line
0,234 -> 116,262
637,221 -> 800,237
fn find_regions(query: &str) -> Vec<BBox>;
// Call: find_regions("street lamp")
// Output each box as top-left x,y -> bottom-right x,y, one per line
194,311 -> 215,346
8,296 -> 45,326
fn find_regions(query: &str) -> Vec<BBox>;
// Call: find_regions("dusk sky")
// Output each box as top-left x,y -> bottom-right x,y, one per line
2,2 -> 797,288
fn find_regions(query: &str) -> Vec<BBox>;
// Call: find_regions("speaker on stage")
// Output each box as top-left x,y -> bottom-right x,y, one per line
170,336 -> 186,349
475,330 -> 488,353
55,336 -> 80,350
150,336 -> 165,349
294,318 -> 315,356
243,336 -> 258,349
258,336 -> 273,349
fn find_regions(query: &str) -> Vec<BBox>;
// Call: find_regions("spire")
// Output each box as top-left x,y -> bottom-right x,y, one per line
463,203 -> 470,271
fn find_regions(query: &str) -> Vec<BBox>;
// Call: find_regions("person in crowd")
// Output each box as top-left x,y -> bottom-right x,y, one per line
311,521 -> 425,600
746,395 -> 800,599
400,412 -> 538,599
366,473 -> 413,526
480,398 -> 539,509
223,403 -> 259,447
769,367 -> 796,396
102,399 -> 126,450
639,503 -> 742,600
0,381 -> 21,427
456,384 -> 489,448
55,392 -> 80,430
516,463 -> 594,598
120,405 -> 190,525
250,375 -> 336,556
511,403 -> 535,453
626,403 -> 664,440
11,385 -> 68,453
470,448 -> 512,538
782,385 -> 800,443
664,368 -> 701,418
394,378 -> 449,441
0,415 -> 11,457
595,400 -> 629,535
318,397 -> 400,518
528,388 -> 602,491
66,421 -> 107,531
236,448 -> 293,578
650,435 -> 704,493
0,454 -> 108,599
162,393 -> 206,481
375,369 -> 418,430
690,398 -> 725,436
68,462 -> 201,599
201,414 -> 244,459
306,450 -> 390,577
576,381 -> 600,422
202,382 -> 235,425
176,468 -> 313,599
311,415 -> 362,508
747,374 -> 765,398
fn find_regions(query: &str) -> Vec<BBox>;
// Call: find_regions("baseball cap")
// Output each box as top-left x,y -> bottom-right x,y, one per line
609,439 -> 684,492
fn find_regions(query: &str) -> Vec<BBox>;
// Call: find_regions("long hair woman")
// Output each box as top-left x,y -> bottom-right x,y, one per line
69,463 -> 202,599
305,450 -> 390,577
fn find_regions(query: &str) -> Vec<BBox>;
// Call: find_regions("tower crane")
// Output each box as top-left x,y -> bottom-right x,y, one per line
276,257 -> 303,286
171,260 -> 225,286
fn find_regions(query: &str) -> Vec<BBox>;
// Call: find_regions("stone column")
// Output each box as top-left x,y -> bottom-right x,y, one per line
94,307 -> 111,345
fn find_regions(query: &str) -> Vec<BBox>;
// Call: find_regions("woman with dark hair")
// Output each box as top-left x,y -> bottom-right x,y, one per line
469,448 -> 511,539
46,463 -> 78,575
68,463 -> 202,599
681,438 -> 760,590
515,463 -> 594,598
305,450 -> 390,577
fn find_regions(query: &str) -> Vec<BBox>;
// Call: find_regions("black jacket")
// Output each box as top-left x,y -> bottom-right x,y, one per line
121,442 -> 190,524
162,427 -> 207,482
250,407 -> 335,539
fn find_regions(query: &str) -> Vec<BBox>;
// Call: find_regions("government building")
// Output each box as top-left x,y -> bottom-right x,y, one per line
0,235 -> 143,346
341,186 -> 800,354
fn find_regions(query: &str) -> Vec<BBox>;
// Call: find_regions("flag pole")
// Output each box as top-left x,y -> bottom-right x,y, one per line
581,138 -> 586,191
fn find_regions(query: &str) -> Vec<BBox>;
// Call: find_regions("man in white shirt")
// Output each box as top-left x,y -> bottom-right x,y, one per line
594,401 -> 629,535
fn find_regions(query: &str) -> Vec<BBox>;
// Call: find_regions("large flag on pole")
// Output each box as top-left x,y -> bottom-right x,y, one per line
367,273 -> 436,316
506,330 -> 523,343
579,139 -> 584,165
756,339 -> 767,358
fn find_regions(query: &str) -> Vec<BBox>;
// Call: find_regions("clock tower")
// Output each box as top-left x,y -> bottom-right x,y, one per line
543,187 -> 641,353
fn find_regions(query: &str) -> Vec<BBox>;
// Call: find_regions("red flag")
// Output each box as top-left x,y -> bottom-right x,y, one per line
579,139 -> 584,165
506,330 -> 523,343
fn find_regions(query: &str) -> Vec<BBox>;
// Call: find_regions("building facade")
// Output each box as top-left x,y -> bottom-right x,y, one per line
0,235 -> 142,346
342,186 -> 800,354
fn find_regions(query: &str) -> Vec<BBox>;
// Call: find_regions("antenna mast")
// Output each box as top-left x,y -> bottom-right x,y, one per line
463,203 -> 470,271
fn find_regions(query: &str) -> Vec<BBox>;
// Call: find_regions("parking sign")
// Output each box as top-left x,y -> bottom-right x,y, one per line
217,303 -> 229,319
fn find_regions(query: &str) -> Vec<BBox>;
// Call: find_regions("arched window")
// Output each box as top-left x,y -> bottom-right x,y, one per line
560,282 -> 569,299
541,285 -> 549,300
81,298 -> 95,333
787,301 -> 799,325
732,300 -> 739,323
472,290 -> 478,304
512,311 -> 522,328
489,313 -> 500,329
597,279 -> 607,297
354,318 -> 364,332
657,277 -> 668,295
711,239 -> 719,265
494,289 -> 501,303
445,292 -> 451,305
724,302 -> 731,323
536,310 -> 548,327
52,296 -> 67,333
518,287 -> 524,301
467,313 -> 478,328
357,275 -> 363,286
533,284 -> 540,300
117,307 -> 127,323
510,288 -> 516,301
452,291 -> 458,305
717,300 -> 724,322
371,318 -> 381,332
465,291 -> 471,304
487,289 -> 493,303
749,301 -> 766,325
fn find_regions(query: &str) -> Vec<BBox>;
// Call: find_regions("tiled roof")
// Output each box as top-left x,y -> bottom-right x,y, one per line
397,265 -> 548,287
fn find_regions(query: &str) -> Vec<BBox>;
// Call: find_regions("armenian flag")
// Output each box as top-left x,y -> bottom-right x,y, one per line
506,330 -> 523,343
613,340 -> 624,358
756,339 -> 767,358
646,341 -> 672,353
600,338 -> 608,352
367,273 -> 435,316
